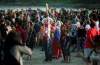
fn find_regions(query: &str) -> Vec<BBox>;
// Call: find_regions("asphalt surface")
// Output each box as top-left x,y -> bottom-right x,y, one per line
23,48 -> 85,65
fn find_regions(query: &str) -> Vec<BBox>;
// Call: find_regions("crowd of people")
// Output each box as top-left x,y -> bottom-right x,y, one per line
0,7 -> 100,65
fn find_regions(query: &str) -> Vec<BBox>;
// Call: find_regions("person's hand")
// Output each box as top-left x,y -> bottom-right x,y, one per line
66,46 -> 68,49
20,39 -> 23,45
62,36 -> 65,39
35,37 -> 38,44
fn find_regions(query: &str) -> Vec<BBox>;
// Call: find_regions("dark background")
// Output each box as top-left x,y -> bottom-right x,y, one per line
0,0 -> 100,9
0,0 -> 100,3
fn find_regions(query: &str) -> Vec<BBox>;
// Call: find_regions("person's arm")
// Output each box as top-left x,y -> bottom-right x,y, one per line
89,38 -> 94,45
42,18 -> 45,24
34,37 -> 38,44
16,45 -> 32,56
88,32 -> 94,46
84,28 -> 86,37
33,28 -> 38,44
46,3 -> 48,12
95,22 -> 99,31
50,18 -> 54,24
66,42 -> 70,49
66,36 -> 70,49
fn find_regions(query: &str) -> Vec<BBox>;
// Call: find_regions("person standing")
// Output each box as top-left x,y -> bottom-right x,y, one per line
84,21 -> 100,59
60,25 -> 66,60
52,26 -> 61,59
39,23 -> 44,51
76,21 -> 86,56
90,35 -> 100,65
34,21 -> 41,48
42,13 -> 53,62
26,22 -> 37,59
61,29 -> 71,63
78,21 -> 100,65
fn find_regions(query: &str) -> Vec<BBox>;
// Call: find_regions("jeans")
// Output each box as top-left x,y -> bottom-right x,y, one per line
77,37 -> 85,53
43,39 -> 52,61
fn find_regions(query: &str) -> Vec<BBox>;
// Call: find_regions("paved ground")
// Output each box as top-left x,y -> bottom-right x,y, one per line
23,48 -> 85,65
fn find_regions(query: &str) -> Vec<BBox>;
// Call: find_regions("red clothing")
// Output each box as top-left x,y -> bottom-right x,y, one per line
15,25 -> 22,33
45,24 -> 48,27
85,27 -> 100,48
51,25 -> 55,31
66,24 -> 70,29
43,24 -> 50,41
21,30 -> 27,44
54,11 -> 58,17
52,40 -> 62,59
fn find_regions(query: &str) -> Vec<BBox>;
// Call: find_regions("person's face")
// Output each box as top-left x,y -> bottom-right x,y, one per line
62,26 -> 65,31
12,26 -> 16,31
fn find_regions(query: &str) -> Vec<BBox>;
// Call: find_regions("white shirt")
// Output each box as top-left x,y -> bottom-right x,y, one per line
76,21 -> 80,28
55,20 -> 63,28
42,17 -> 53,39
43,24 -> 51,39
27,15 -> 31,22
85,24 -> 90,30
95,21 -> 99,31
42,17 -> 53,24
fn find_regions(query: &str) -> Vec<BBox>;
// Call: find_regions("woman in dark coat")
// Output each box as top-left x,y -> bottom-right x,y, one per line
26,22 -> 37,50
26,22 -> 37,59
60,25 -> 66,60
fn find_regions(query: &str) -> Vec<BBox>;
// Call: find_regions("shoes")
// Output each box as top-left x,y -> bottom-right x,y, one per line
52,56 -> 58,59
71,49 -> 75,52
61,60 -> 71,63
43,59 -> 52,63
48,59 -> 52,61
61,60 -> 66,63
75,52 -> 84,58
41,49 -> 44,51
43,59 -> 48,62
48,60 -> 52,63
28,55 -> 32,60
58,55 -> 62,58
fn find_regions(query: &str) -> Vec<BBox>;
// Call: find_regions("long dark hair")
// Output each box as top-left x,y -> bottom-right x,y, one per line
4,30 -> 22,49
4,30 -> 21,65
